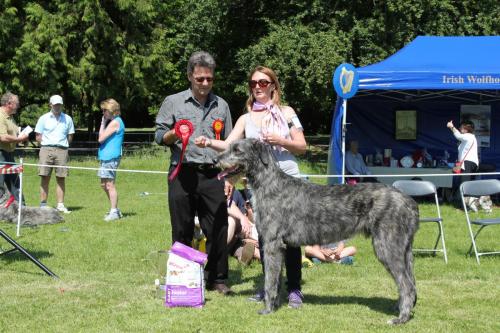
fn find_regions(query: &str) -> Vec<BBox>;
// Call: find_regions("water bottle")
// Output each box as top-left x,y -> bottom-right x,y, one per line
155,278 -> 166,300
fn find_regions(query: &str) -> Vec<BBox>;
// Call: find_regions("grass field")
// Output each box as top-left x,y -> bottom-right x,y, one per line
0,147 -> 499,332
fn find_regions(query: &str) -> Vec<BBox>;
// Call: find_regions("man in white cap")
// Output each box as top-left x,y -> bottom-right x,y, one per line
34,94 -> 75,213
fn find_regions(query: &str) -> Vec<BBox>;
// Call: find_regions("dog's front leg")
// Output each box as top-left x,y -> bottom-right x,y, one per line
259,241 -> 284,315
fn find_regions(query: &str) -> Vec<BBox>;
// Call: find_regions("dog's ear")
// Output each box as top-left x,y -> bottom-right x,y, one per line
257,140 -> 271,166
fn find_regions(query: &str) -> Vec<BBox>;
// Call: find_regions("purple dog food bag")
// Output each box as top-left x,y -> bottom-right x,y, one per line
165,241 -> 208,308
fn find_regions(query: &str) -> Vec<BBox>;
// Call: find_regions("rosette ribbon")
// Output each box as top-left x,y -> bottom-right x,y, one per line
212,119 -> 224,140
168,119 -> 194,181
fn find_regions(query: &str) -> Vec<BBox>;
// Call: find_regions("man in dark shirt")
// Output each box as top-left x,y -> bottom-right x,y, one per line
155,51 -> 233,294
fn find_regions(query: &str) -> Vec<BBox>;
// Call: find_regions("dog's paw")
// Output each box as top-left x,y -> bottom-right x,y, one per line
258,308 -> 273,315
387,317 -> 408,325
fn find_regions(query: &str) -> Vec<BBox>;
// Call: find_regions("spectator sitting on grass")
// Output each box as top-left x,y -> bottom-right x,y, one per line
225,180 -> 259,265
304,240 -> 356,265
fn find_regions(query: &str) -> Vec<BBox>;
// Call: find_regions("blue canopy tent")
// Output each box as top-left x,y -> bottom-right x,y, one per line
328,36 -> 500,184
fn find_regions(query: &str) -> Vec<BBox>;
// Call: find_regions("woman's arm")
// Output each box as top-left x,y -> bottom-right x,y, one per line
447,121 -> 466,141
262,106 -> 306,155
194,114 -> 246,151
98,118 -> 120,143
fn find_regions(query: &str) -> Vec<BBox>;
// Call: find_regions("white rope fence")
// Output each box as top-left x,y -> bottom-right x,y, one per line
21,162 -> 169,175
13,162 -> 500,179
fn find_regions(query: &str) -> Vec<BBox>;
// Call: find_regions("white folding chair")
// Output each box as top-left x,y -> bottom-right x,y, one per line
393,180 -> 448,263
460,179 -> 500,264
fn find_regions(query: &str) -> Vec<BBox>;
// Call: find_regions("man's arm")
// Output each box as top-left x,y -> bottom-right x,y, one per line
155,97 -> 177,146
67,117 -> 75,144
34,117 -> 44,143
160,129 -> 177,145
0,133 -> 28,143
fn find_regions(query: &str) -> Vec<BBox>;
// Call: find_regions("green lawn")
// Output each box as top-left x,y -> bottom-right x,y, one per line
0,148 -> 499,332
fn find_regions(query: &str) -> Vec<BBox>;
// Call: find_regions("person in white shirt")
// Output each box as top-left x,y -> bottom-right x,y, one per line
446,120 -> 478,173
35,95 -> 75,213
447,120 -> 479,203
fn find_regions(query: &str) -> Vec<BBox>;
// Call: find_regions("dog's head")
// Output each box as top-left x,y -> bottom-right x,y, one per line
479,195 -> 493,213
216,138 -> 272,182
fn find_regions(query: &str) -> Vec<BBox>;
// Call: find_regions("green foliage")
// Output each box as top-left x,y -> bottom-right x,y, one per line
18,103 -> 46,126
1,1 -> 499,132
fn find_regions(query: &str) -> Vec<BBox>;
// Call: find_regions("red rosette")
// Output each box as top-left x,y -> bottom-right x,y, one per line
168,120 -> 194,181
212,119 -> 224,140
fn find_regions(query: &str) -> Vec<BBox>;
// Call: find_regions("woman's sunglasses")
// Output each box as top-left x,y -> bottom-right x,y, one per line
249,79 -> 273,88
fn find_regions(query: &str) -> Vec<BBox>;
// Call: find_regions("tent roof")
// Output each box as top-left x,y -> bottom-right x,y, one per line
358,36 -> 500,90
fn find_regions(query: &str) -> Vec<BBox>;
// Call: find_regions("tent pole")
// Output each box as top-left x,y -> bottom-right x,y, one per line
341,99 -> 347,184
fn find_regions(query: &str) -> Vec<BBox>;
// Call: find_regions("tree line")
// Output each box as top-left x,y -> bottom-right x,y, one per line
1,0 -> 498,134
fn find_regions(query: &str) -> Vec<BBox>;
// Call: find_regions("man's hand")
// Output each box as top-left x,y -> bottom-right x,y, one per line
17,134 -> 29,142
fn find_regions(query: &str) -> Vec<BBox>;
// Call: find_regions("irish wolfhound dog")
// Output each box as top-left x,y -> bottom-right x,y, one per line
0,187 -> 63,226
217,139 -> 419,324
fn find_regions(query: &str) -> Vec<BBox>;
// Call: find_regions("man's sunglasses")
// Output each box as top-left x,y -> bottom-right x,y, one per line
193,76 -> 214,83
248,79 -> 273,88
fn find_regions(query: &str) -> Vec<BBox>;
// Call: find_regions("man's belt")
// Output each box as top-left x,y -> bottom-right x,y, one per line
42,145 -> 68,149
183,163 -> 218,171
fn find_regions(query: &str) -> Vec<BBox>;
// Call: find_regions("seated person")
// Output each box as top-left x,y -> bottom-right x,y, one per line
345,141 -> 377,183
304,240 -> 356,265
224,180 -> 260,265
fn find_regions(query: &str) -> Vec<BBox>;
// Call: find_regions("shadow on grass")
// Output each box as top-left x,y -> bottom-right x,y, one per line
304,294 -> 396,315
0,249 -> 54,263
226,284 -> 397,316
413,252 -> 444,260
228,263 -> 397,316
65,206 -> 83,212
120,211 -> 137,218
0,248 -> 57,277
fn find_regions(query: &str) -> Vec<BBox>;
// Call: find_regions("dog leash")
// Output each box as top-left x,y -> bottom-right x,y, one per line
4,194 -> 15,208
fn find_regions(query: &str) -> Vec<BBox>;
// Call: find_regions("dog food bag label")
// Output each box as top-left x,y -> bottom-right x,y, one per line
165,242 -> 208,308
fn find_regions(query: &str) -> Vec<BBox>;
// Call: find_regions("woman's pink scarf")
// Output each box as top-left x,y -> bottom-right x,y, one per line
252,101 -> 289,150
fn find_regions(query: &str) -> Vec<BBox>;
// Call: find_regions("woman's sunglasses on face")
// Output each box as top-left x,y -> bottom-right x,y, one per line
249,79 -> 273,89
193,76 -> 214,83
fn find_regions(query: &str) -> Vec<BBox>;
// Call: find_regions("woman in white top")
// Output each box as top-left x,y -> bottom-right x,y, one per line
447,120 -> 479,203
195,66 -> 307,308
446,120 -> 478,173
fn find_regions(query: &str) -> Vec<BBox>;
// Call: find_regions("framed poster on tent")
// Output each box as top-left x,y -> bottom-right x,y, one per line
460,105 -> 491,147
395,110 -> 417,140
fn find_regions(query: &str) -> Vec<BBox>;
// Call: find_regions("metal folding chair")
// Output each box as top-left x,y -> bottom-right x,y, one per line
460,179 -> 500,264
393,180 -> 448,263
